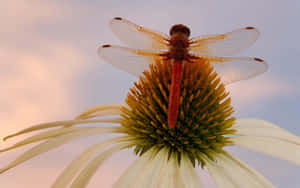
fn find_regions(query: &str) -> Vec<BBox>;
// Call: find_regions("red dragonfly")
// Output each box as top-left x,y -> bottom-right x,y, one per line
98,17 -> 268,129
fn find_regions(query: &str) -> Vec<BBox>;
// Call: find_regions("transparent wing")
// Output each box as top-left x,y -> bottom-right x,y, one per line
98,44 -> 164,77
110,17 -> 169,50
191,55 -> 268,84
189,27 -> 260,56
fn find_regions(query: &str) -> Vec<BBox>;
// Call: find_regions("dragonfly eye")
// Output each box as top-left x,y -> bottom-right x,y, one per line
169,24 -> 190,37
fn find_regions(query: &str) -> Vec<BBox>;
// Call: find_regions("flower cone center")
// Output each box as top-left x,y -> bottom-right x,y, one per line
121,59 -> 236,166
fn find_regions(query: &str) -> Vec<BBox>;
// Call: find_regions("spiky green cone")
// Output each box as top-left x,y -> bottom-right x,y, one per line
121,59 -> 236,166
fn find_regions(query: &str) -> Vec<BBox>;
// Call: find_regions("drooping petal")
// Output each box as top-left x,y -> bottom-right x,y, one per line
231,118 -> 300,165
146,151 -> 170,188
75,104 -> 123,120
0,127 -> 90,152
70,143 -> 131,188
52,136 -> 133,188
0,127 -> 124,174
114,148 -> 195,188
133,148 -> 168,188
179,154 -> 203,188
232,136 -> 300,165
113,148 -> 157,188
223,152 -> 275,188
233,118 -> 300,145
159,154 -> 175,188
211,152 -> 275,188
3,118 -> 122,141
206,151 -> 275,188
205,157 -> 239,188
167,155 -> 183,188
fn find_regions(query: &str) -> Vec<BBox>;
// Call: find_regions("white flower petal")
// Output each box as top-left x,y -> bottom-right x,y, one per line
214,152 -> 275,188
75,104 -> 123,120
52,136 -> 132,188
3,118 -> 121,141
133,149 -> 168,188
223,153 -> 275,188
205,158 -> 239,188
149,152 -> 169,188
156,153 -> 183,188
1,127 -> 88,152
233,118 -> 300,145
159,156 -> 173,188
77,109 -> 121,120
232,135 -> 300,165
70,143 -> 130,188
168,156 -> 183,188
0,127 -> 123,174
179,154 -> 202,188
206,154 -> 272,188
113,148 -> 191,188
113,148 -> 157,188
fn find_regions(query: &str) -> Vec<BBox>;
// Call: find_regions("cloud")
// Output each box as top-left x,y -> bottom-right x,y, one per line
0,1 -> 93,186
1,1 -> 63,31
0,0 -> 90,140
226,76 -> 294,108
0,43 -> 87,139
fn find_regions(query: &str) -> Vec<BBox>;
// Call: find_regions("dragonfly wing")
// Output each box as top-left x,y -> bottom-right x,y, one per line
110,17 -> 169,50
189,27 -> 260,56
98,45 -> 163,77
191,55 -> 268,84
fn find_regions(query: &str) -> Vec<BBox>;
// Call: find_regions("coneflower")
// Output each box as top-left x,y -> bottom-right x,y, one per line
1,58 -> 299,188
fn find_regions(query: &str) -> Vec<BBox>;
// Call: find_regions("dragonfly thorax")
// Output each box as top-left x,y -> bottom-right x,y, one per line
168,25 -> 190,61
169,34 -> 189,61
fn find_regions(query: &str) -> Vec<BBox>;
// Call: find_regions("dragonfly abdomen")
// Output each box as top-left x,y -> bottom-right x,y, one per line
168,61 -> 183,128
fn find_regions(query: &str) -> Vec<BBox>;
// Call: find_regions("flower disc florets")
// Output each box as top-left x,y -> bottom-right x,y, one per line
121,59 -> 236,166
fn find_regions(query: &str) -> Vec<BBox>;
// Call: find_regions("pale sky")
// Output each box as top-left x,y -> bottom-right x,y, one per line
0,0 -> 300,187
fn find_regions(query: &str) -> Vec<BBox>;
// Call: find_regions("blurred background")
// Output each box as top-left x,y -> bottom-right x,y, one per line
0,0 -> 299,187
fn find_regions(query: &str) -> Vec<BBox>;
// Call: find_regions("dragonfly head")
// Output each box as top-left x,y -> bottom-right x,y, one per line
170,24 -> 190,38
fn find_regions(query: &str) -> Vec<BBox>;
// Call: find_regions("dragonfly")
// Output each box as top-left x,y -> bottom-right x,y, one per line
98,17 -> 268,129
